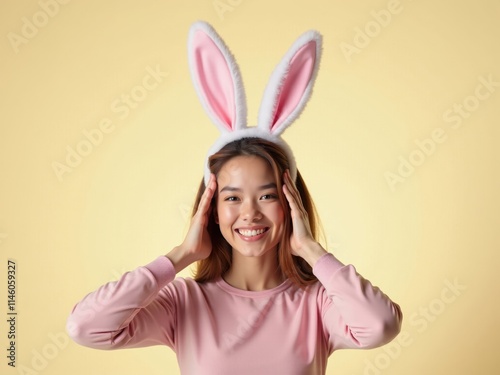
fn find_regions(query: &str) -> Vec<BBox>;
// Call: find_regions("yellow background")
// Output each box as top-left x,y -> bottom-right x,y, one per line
1,0 -> 499,374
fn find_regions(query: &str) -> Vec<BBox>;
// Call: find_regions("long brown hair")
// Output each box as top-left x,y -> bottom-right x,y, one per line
192,138 -> 323,288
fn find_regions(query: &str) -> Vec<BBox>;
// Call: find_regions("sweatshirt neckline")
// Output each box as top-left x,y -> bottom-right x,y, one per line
215,277 -> 293,297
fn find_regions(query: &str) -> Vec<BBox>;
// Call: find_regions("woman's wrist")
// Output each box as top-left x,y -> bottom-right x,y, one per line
165,246 -> 197,274
302,241 -> 328,268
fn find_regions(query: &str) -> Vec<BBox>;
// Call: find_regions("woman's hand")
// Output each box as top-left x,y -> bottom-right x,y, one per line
181,174 -> 217,260
282,169 -> 327,266
178,173 -> 217,262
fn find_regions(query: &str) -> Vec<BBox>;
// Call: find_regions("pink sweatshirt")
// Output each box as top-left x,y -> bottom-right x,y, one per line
66,253 -> 402,374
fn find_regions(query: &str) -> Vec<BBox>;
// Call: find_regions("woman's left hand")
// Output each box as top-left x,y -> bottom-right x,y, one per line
282,169 -> 319,259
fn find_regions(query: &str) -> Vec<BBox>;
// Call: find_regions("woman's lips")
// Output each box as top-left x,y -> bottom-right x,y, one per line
235,227 -> 269,241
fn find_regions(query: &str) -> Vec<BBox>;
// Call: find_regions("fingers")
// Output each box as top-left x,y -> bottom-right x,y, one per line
283,169 -> 306,217
197,173 -> 217,217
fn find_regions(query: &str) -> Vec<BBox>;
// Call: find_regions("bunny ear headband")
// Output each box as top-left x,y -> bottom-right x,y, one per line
187,21 -> 322,186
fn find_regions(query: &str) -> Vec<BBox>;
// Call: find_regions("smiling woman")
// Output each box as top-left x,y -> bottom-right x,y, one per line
193,138 -> 320,290
66,21 -> 403,375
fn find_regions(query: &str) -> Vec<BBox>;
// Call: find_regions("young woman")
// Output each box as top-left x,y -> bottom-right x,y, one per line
66,22 -> 403,374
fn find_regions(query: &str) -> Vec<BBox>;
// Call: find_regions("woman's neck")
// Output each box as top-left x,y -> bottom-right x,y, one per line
222,249 -> 285,291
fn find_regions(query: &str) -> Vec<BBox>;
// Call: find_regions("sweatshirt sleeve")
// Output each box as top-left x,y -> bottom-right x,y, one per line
312,252 -> 403,353
66,255 -> 178,351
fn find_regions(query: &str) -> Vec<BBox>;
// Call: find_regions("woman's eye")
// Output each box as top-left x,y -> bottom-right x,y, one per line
224,196 -> 239,202
261,194 -> 277,200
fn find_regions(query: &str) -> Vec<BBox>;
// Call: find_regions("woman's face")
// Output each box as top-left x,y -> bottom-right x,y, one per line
215,155 -> 285,258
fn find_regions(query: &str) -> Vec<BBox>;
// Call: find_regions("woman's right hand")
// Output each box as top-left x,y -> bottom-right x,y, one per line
178,173 -> 217,262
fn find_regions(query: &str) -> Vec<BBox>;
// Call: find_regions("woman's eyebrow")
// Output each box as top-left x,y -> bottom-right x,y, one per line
259,183 -> 278,190
219,183 -> 277,193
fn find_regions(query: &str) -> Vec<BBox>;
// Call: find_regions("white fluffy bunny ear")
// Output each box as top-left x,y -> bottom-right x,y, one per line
257,30 -> 322,136
188,21 -> 247,133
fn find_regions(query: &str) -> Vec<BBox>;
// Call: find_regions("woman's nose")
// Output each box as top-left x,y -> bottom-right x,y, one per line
240,201 -> 262,221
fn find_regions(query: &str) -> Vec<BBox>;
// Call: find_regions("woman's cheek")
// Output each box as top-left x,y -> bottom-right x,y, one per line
218,205 -> 238,222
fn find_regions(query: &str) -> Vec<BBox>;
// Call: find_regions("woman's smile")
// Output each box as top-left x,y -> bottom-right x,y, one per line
235,226 -> 270,241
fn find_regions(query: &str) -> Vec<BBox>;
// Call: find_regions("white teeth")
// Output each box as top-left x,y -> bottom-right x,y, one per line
238,228 -> 266,237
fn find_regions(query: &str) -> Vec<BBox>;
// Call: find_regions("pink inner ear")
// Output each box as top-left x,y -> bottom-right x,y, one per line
193,30 -> 235,131
271,41 -> 316,131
